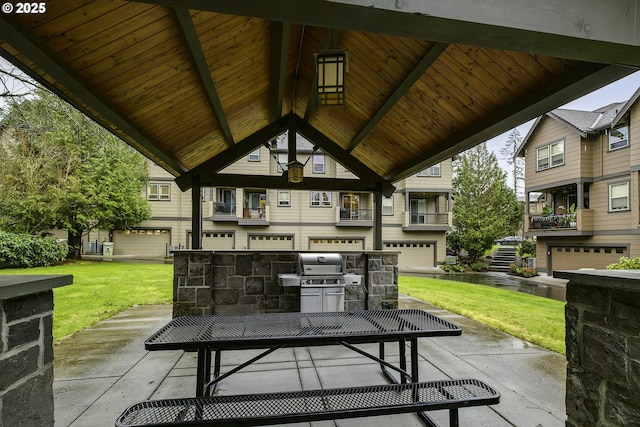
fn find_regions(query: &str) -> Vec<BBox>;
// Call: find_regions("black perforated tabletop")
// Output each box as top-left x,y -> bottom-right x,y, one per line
145,309 -> 461,351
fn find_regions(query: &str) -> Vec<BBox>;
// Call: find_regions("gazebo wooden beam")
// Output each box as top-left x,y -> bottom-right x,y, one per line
170,6 -> 234,147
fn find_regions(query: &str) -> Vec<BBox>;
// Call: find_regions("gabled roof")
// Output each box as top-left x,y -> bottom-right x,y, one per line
517,85 -> 640,156
1,1 -> 639,193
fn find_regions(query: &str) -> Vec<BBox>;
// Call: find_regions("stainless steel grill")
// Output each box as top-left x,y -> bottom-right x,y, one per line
278,253 -> 361,312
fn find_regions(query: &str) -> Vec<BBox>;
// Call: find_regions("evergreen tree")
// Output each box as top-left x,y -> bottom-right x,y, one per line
0,85 -> 151,257
452,143 -> 522,261
499,128 -> 525,197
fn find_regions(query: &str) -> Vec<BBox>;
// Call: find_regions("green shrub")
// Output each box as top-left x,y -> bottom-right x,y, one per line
518,239 -> 537,258
440,263 -> 465,273
607,256 -> 640,270
0,231 -> 67,269
509,263 -> 537,278
469,260 -> 489,272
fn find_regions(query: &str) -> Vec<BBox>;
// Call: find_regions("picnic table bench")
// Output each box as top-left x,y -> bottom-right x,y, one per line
115,309 -> 500,426
116,379 -> 500,427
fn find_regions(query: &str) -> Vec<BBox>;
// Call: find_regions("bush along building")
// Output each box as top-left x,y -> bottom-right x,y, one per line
516,86 -> 640,274
109,133 -> 453,270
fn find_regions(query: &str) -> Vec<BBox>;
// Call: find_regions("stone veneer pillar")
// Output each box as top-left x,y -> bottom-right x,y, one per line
556,270 -> 640,427
172,250 -> 399,316
0,275 -> 72,427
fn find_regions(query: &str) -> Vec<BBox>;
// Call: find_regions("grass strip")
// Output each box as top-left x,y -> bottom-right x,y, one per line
399,275 -> 566,354
0,261 -> 172,341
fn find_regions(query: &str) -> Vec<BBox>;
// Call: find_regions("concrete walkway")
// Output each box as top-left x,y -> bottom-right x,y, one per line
53,295 -> 567,427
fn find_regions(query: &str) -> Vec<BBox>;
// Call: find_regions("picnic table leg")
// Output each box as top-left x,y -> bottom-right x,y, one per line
409,338 -> 439,427
196,348 -> 211,397
399,339 -> 407,384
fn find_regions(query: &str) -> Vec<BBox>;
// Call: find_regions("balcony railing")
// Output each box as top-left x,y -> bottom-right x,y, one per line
529,214 -> 577,230
410,213 -> 449,225
339,208 -> 372,221
214,202 -> 236,215
242,207 -> 266,220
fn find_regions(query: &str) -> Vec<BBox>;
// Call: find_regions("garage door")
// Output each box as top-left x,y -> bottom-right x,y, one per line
309,238 -> 364,251
112,229 -> 170,257
249,234 -> 294,250
202,232 -> 235,250
385,242 -> 435,269
551,246 -> 625,271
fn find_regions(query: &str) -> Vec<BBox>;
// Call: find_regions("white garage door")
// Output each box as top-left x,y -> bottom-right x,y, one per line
202,232 -> 235,250
551,246 -> 625,271
112,229 -> 170,257
309,238 -> 364,251
386,242 -> 435,269
249,235 -> 294,250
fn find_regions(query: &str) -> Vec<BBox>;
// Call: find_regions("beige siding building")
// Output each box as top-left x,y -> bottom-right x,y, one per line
517,87 -> 640,274
115,134 -> 452,269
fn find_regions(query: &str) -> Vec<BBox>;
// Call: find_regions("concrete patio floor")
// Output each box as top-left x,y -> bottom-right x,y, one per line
53,295 -> 567,427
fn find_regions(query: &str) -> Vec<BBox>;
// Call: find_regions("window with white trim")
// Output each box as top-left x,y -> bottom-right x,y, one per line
609,182 -> 629,211
312,154 -> 325,173
277,153 -> 288,173
278,190 -> 291,207
147,183 -> 170,201
417,163 -> 441,177
537,141 -> 564,171
311,191 -> 331,207
382,196 -> 394,215
609,125 -> 629,150
248,149 -> 260,161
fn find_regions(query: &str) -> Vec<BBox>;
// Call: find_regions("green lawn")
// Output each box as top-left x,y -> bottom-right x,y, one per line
0,261 -> 173,341
399,275 -> 566,354
1,262 -> 565,354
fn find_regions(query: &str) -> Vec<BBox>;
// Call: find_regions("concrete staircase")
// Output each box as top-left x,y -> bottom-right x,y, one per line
489,246 -> 517,272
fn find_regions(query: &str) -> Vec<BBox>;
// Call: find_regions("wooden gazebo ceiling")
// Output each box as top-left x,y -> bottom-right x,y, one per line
1,1 -> 639,194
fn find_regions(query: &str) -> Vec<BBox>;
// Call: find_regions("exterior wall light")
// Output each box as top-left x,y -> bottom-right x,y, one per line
287,159 -> 305,183
315,51 -> 348,106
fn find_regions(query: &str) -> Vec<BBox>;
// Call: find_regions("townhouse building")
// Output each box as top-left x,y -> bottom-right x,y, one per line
110,133 -> 453,270
516,87 -> 640,274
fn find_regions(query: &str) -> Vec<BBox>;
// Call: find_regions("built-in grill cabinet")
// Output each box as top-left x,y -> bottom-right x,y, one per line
278,253 -> 361,312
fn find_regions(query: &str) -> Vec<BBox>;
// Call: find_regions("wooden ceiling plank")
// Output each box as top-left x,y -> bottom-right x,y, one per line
269,21 -> 291,121
0,15 -> 186,175
171,6 -> 234,147
58,5 -> 168,66
131,0 -> 640,66
388,63 -> 636,182
71,14 -> 180,79
175,115 -> 291,190
347,42 -> 448,152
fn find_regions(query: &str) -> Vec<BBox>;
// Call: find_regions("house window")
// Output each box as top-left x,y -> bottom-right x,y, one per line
277,153 -> 288,173
609,125 -> 629,150
609,182 -> 629,211
410,198 -> 427,224
278,190 -> 291,207
537,141 -> 564,171
340,194 -> 360,219
147,183 -> 170,200
311,191 -> 331,207
312,154 -> 325,173
248,149 -> 260,161
417,163 -> 441,177
215,188 -> 236,214
382,196 -> 394,215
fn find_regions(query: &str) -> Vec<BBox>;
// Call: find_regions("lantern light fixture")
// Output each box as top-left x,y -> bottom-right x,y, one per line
287,159 -> 304,183
315,50 -> 348,106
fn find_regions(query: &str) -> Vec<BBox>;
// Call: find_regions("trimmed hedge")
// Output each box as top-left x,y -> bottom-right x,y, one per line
0,231 -> 67,269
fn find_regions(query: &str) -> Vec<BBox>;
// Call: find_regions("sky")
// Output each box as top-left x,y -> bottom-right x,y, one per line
485,70 -> 640,191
